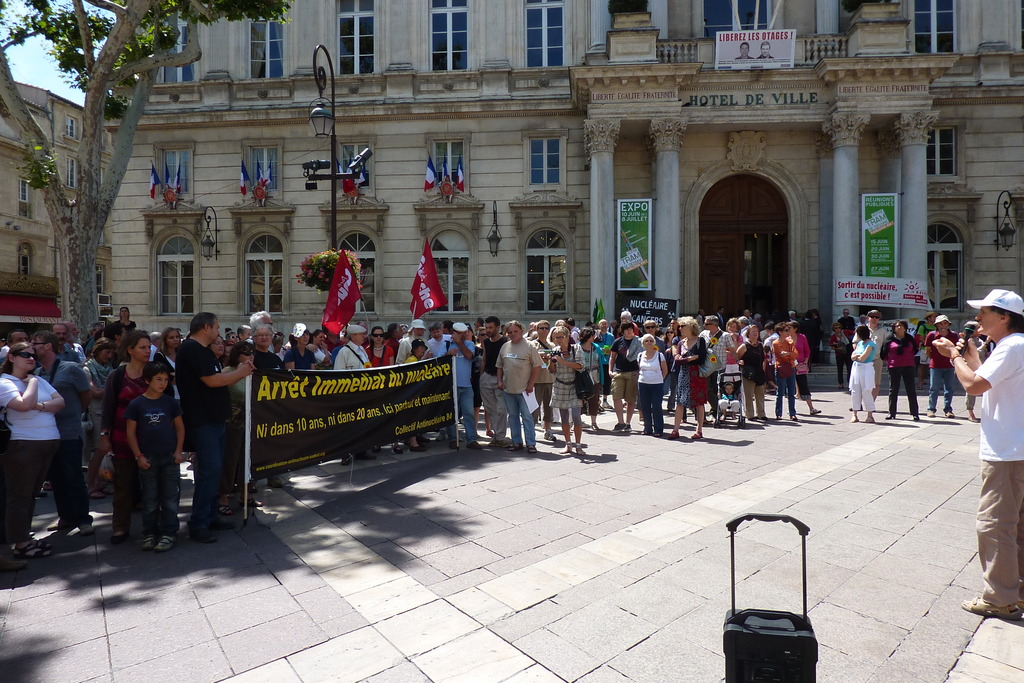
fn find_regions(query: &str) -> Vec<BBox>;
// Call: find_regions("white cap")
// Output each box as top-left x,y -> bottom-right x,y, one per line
452,322 -> 469,332
347,324 -> 367,334
966,289 -> 1024,316
410,319 -> 426,329
291,323 -> 307,337
934,315 -> 951,324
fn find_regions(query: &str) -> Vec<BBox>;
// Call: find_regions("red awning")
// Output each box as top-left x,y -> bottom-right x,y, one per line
0,295 -> 62,324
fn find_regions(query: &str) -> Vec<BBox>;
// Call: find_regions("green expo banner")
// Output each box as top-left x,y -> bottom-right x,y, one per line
861,193 -> 899,278
617,198 -> 652,291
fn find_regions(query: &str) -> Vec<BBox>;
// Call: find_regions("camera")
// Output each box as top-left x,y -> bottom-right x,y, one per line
549,350 -> 562,358
302,159 -> 331,171
348,147 -> 373,171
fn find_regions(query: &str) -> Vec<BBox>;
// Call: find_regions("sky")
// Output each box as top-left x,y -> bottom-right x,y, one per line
5,1 -> 86,105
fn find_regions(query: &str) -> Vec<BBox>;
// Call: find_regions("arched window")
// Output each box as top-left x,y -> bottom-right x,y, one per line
430,230 -> 470,312
17,243 -> 31,275
339,233 -> 376,312
157,236 -> 195,314
927,223 -> 962,310
526,229 -> 567,312
246,235 -> 283,313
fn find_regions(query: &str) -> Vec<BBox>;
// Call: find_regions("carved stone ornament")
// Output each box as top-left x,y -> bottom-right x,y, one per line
895,111 -> 939,147
648,119 -> 686,153
583,119 -> 620,156
875,128 -> 901,158
727,131 -> 767,172
822,113 -> 870,148
814,131 -> 833,158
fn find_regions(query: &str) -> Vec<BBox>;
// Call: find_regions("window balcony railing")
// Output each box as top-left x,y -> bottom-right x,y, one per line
658,35 -> 848,65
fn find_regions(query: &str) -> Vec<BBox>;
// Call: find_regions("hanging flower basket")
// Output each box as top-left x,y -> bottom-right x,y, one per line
296,249 -> 362,292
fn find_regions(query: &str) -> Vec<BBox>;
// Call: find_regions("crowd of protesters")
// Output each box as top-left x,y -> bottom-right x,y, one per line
0,302 -> 986,571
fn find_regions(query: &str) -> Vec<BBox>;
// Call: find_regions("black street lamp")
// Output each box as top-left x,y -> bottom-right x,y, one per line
310,44 -> 338,249
995,190 -> 1017,251
487,201 -> 502,257
201,206 -> 219,261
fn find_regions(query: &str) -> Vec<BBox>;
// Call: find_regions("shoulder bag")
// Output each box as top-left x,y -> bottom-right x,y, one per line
0,407 -> 10,455
571,345 -> 596,399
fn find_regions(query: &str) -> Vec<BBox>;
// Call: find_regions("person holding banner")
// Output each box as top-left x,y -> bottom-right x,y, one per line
450,323 -> 482,450
496,321 -> 543,454
334,325 -> 370,370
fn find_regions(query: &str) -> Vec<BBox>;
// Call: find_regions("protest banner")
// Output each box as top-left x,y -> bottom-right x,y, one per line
245,357 -> 456,479
862,193 -> 899,278
715,30 -> 796,70
617,199 -> 652,291
834,276 -> 929,308
618,294 -> 678,329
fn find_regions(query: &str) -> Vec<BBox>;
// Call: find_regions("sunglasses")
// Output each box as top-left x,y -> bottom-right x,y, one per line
371,333 -> 384,337
14,352 -> 37,360
869,315 -> 881,319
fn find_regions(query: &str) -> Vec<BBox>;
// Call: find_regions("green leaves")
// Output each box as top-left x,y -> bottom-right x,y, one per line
19,141 -> 57,190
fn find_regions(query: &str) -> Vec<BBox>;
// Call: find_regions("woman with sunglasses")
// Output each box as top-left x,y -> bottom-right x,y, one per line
367,326 -> 396,367
220,342 -> 259,514
0,342 -> 64,561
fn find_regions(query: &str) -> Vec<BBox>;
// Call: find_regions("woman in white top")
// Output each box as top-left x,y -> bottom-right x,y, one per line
637,333 -> 668,437
0,342 -> 64,560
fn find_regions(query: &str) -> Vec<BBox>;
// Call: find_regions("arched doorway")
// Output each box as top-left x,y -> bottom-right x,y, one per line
699,174 -> 788,314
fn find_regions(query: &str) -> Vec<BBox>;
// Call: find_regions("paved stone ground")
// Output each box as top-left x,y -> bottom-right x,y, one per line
1,372 -> 1022,682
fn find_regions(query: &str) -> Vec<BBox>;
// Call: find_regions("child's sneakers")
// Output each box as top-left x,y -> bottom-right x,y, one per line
154,536 -> 176,553
140,535 -> 157,551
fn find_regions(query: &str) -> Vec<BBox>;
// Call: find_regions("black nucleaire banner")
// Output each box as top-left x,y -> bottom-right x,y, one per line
246,357 -> 456,478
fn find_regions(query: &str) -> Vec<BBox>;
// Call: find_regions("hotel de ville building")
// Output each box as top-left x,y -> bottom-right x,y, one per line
109,1 -> 1024,332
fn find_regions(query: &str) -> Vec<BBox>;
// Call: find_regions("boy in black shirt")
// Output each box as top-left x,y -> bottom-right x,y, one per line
126,363 -> 184,552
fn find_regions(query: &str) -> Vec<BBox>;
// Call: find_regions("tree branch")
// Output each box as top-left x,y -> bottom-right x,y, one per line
107,20 -> 200,84
97,73 -> 152,219
72,0 -> 97,73
83,0 -> 127,17
1,31 -> 42,51
188,0 -> 217,21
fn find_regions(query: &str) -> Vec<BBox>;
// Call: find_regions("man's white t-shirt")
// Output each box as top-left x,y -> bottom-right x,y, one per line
975,332 -> 1024,462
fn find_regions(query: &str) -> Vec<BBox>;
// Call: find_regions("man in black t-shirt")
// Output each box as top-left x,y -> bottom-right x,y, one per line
177,312 -> 253,543
608,323 -> 641,432
479,316 -> 510,447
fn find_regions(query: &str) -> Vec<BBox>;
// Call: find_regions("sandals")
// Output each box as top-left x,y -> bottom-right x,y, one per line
560,445 -> 574,455
526,446 -> 538,454
667,431 -> 679,440
13,540 -> 52,559
392,444 -> 404,454
218,505 -> 234,516
690,432 -> 703,440
961,597 -> 1023,621
507,444 -> 524,452
810,409 -> 822,416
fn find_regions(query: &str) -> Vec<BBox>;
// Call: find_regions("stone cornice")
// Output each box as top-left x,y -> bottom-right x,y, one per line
571,63 -> 700,109
815,55 -> 960,85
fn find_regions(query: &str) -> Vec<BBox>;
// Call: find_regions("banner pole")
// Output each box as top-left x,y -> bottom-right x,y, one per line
243,374 -> 252,526
451,354 -> 460,450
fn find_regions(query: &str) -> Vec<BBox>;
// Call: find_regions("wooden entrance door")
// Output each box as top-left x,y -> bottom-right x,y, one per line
699,174 -> 788,314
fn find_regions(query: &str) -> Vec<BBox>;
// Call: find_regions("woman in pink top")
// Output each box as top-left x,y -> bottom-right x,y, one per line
791,321 -> 821,416
880,320 -> 920,420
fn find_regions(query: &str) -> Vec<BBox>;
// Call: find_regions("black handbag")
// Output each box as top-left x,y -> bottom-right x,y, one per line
574,369 -> 596,399
0,408 -> 10,455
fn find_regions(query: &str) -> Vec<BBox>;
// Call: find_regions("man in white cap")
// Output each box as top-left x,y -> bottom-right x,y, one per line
448,322 -> 482,449
925,314 -> 960,417
335,324 -> 369,370
933,289 -> 1024,621
397,319 -> 428,363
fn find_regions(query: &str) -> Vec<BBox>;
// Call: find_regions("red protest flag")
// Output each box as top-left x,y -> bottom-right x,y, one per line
322,252 -> 361,335
410,239 -> 448,319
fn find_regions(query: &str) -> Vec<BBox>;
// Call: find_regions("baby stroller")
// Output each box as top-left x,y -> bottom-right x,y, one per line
715,364 -> 745,429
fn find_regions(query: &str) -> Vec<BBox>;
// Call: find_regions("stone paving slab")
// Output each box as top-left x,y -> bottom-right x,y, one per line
2,378 -> 1023,681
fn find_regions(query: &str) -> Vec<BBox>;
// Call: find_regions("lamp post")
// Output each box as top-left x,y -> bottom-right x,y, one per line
487,201 -> 502,257
310,44 -> 338,249
201,206 -> 219,261
995,190 -> 1017,251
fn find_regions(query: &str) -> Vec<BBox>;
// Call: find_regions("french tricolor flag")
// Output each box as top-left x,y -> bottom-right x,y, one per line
173,163 -> 182,194
149,163 -> 160,199
441,155 -> 449,182
455,155 -> 465,192
240,159 -> 250,196
424,155 -> 436,191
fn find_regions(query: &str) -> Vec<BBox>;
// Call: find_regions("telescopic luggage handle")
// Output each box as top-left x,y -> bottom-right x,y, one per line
727,513 -> 810,620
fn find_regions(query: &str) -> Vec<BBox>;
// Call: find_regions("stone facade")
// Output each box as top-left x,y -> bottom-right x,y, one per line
108,1 -> 1024,332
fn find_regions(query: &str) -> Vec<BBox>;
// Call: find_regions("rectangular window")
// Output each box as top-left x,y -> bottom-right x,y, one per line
160,260 -> 195,314
926,127 -> 955,176
526,0 -> 564,68
163,150 -> 191,194
249,147 -> 279,191
251,21 -> 284,78
339,0 -> 375,75
432,140 -> 464,181
431,0 -> 468,71
704,0 -> 771,37
65,157 -> 78,189
162,22 -> 195,82
434,256 -> 470,312
529,138 -> 560,185
915,0 -> 955,53
340,142 -> 372,188
96,266 -> 105,295
18,179 -> 30,218
64,116 -> 77,139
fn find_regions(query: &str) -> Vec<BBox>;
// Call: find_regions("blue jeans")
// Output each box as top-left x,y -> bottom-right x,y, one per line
638,382 -> 665,435
140,452 -> 181,537
187,421 -> 225,532
47,438 -> 92,526
929,367 -> 957,413
457,386 -> 478,443
775,374 -> 797,418
503,392 -> 536,446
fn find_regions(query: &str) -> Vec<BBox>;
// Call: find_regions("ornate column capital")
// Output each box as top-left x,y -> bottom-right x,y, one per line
584,119 -> 620,156
895,111 -> 939,146
876,128 -> 901,158
822,112 -> 869,148
814,131 -> 833,158
647,119 -> 686,154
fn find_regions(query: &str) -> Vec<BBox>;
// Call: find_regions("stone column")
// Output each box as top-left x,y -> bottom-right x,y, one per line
584,119 -> 620,319
384,1 -> 413,72
815,132 -> 835,321
482,3 -> 511,70
648,119 -> 685,304
896,111 -> 938,314
816,0 -> 839,35
876,128 -> 902,194
823,112 -> 869,321
588,0 -> 612,60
